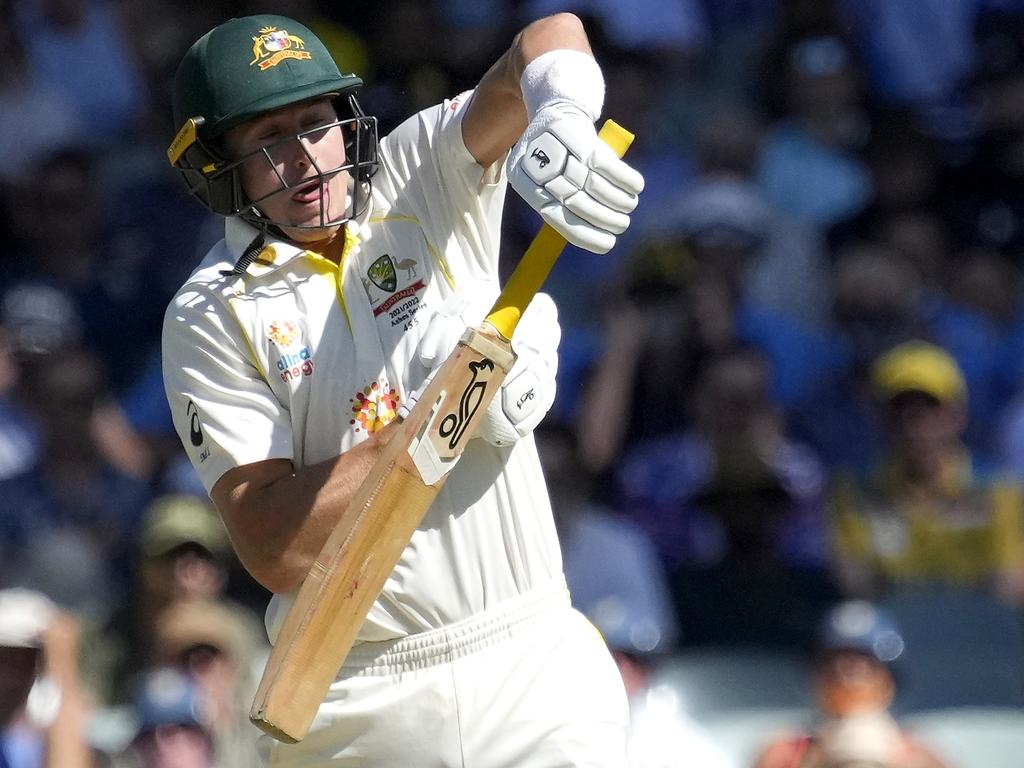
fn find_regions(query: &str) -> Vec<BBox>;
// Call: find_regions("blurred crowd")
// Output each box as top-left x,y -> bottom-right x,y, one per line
5,0 -> 1024,765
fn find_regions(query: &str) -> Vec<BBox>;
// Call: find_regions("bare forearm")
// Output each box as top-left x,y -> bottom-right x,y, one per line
463,13 -> 592,167
45,691 -> 94,768
43,616 -> 95,768
213,422 -> 400,593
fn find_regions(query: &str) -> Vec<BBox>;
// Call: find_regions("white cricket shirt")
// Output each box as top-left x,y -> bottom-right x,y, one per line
162,93 -> 564,643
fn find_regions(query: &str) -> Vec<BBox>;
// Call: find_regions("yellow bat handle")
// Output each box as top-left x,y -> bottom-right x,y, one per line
485,119 -> 635,341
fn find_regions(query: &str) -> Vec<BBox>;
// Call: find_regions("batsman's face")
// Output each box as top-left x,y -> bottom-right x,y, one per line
225,98 -> 351,242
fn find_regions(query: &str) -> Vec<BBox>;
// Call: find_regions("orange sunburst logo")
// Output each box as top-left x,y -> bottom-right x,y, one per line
349,380 -> 400,433
267,320 -> 300,348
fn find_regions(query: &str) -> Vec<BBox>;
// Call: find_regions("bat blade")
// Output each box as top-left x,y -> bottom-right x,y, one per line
249,121 -> 635,743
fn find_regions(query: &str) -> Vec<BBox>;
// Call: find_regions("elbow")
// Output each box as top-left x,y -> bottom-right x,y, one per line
212,460 -> 311,594
533,11 -> 585,35
214,506 -> 309,595
233,536 -> 310,595
531,11 -> 588,47
250,557 -> 307,596
516,13 -> 590,68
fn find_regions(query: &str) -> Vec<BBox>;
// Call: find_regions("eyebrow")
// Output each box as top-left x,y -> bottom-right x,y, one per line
247,104 -> 331,134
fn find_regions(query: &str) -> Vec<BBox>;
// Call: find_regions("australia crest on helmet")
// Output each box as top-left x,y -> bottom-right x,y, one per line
250,26 -> 310,70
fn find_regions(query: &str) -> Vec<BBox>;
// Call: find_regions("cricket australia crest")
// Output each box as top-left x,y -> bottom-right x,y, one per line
250,27 -> 311,70
367,254 -> 398,292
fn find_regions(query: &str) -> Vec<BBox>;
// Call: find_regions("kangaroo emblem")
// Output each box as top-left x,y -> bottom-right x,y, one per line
394,258 -> 418,279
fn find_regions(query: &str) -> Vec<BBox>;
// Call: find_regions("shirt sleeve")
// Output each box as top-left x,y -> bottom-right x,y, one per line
377,90 -> 509,282
161,283 -> 294,494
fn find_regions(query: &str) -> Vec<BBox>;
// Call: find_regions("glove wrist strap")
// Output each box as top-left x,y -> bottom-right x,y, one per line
520,49 -> 604,123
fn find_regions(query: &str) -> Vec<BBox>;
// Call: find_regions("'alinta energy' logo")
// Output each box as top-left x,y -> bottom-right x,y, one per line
350,379 -> 399,433
250,26 -> 311,70
268,319 -> 314,383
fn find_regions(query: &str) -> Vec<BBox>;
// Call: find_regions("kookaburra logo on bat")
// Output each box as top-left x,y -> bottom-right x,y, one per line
438,358 -> 496,450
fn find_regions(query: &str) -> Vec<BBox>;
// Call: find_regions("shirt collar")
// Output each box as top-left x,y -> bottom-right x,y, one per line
223,207 -> 372,278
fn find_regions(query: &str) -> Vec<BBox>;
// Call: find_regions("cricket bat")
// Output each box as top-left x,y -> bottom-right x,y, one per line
249,120 -> 635,743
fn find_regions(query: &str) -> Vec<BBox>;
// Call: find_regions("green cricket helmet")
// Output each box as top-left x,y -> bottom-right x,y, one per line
167,14 -> 378,229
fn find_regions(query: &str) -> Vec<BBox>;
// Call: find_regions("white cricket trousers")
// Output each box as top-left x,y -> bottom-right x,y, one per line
259,581 -> 630,767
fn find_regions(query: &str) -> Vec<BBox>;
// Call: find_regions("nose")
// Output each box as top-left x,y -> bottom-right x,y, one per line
265,135 -> 317,173
294,135 -> 317,170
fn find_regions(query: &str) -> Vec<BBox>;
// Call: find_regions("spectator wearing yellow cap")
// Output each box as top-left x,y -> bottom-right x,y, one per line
828,340 -> 1024,603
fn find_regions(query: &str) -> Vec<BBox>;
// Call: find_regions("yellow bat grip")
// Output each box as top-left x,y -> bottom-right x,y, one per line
485,119 -> 635,341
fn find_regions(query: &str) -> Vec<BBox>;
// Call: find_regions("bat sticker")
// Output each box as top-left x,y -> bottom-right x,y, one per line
438,358 -> 495,450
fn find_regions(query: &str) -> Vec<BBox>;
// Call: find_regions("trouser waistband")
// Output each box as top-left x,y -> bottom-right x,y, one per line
341,581 -> 571,676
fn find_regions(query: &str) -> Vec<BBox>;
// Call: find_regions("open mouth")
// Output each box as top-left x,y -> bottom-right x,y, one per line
291,179 -> 323,204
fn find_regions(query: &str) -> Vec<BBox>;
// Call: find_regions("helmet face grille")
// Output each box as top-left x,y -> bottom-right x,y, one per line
231,112 -> 379,230
171,98 -> 379,231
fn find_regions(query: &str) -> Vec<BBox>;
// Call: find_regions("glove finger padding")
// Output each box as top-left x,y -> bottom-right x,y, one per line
588,139 -> 644,197
508,110 -> 644,255
540,207 -> 616,254
477,293 -> 560,447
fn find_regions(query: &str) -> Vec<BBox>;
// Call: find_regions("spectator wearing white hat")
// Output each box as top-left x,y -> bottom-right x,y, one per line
0,588 -> 95,768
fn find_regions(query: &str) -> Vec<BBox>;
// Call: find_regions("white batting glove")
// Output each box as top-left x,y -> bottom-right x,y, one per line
508,105 -> 644,254
479,292 -> 559,446
399,289 -> 560,447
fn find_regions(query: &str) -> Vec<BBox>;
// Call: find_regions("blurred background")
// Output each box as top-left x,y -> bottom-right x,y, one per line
4,0 -> 1024,766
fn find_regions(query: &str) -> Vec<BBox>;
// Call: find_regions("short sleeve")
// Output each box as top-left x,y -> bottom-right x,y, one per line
377,91 -> 508,281
162,285 -> 294,494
